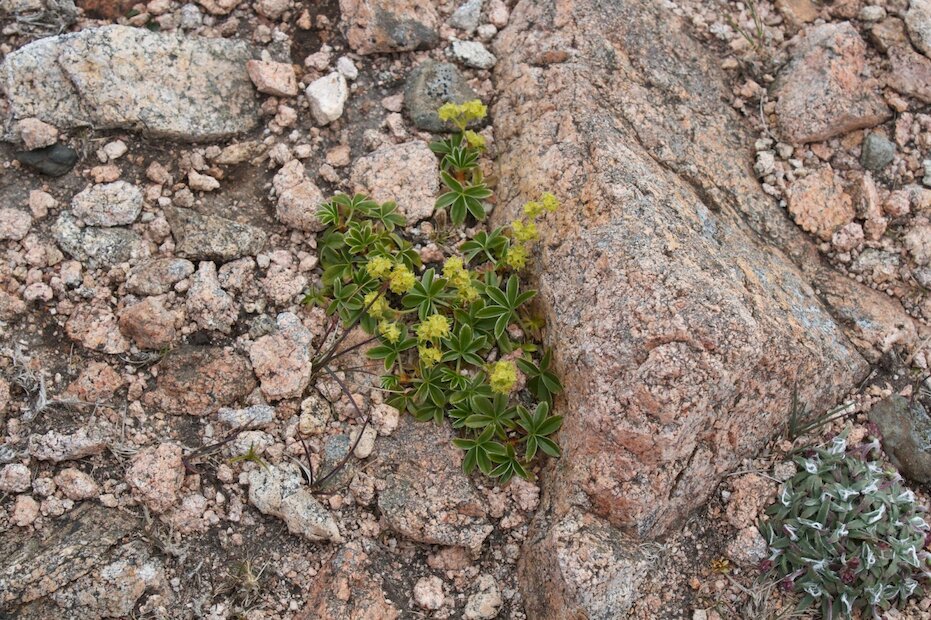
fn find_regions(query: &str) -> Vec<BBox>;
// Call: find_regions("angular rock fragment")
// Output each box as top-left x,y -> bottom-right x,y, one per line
71,181 -> 142,227
248,464 -> 341,542
53,212 -> 148,268
350,141 -> 438,223
144,346 -> 255,416
272,160 -> 326,232
869,395 -> 931,483
404,60 -> 478,131
0,25 -> 260,142
165,206 -> 266,262
0,503 -> 137,608
297,539 -> 401,619
374,417 -> 492,552
249,312 -> 313,401
340,0 -> 438,55
773,22 -> 889,143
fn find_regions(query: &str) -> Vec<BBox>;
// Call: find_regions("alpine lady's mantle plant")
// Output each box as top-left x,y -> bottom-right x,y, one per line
305,100 -> 564,483
760,433 -> 930,619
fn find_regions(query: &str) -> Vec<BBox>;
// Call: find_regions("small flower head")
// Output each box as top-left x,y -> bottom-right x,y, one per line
464,130 -> 486,149
462,100 -> 487,121
457,283 -> 480,304
419,345 -> 442,367
489,360 -> 518,394
436,100 -> 487,131
443,256 -> 472,289
511,219 -> 539,243
437,102 -> 460,123
378,320 -> 401,344
388,264 -> 416,294
541,192 -> 559,213
366,256 -> 394,280
523,200 -> 544,219
416,314 -> 450,342
504,245 -> 529,270
364,291 -> 391,320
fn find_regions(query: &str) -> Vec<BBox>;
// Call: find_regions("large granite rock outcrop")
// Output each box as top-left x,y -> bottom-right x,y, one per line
492,0 -> 917,616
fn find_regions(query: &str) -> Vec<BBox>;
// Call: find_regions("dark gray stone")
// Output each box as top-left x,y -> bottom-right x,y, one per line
316,434 -> 355,490
860,133 -> 896,171
15,143 -> 78,177
403,60 -> 479,132
869,395 -> 931,483
165,206 -> 267,262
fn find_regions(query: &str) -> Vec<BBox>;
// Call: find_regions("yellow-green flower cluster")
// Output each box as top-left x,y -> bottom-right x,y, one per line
504,245 -> 528,270
443,256 -> 480,304
511,219 -> 538,243
463,130 -> 486,149
523,192 -> 559,219
378,320 -> 401,344
419,345 -> 442,367
489,360 -> 517,394
364,291 -> 391,320
437,99 -> 487,131
389,264 -> 416,294
416,313 -> 450,342
506,192 -> 559,271
366,256 -> 393,279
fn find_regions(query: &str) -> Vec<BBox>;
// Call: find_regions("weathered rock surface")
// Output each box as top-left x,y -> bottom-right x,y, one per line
869,395 -> 931,483
0,503 -> 138,608
272,160 -> 326,232
340,0 -> 438,55
297,539 -> 402,619
786,166 -> 855,240
887,44 -> 931,103
125,257 -> 195,295
350,141 -> 438,223
773,22 -> 889,143
374,416 -> 492,552
491,0 -> 910,615
144,346 -> 255,416
27,425 -> 110,462
165,206 -> 266,262
906,0 -> 931,57
0,25 -> 260,142
125,442 -> 184,513
118,295 -> 178,349
249,312 -> 313,401
71,181 -> 142,227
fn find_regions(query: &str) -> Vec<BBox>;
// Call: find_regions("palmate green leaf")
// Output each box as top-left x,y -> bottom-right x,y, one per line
345,220 -> 383,255
366,326 -> 417,370
370,201 -> 406,232
317,200 -> 341,228
450,370 -> 493,409
413,364 -> 448,408
453,425 -> 506,476
516,401 -> 563,460
436,171 -> 490,225
401,268 -> 452,320
464,394 -> 516,439
429,133 -> 463,156
441,323 -> 487,367
460,227 -> 509,265
476,274 -> 536,339
442,144 -> 480,173
518,349 -> 564,405
488,443 -> 530,483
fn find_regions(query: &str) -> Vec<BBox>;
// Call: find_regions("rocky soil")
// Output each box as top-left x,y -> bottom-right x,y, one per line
0,0 -> 928,618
